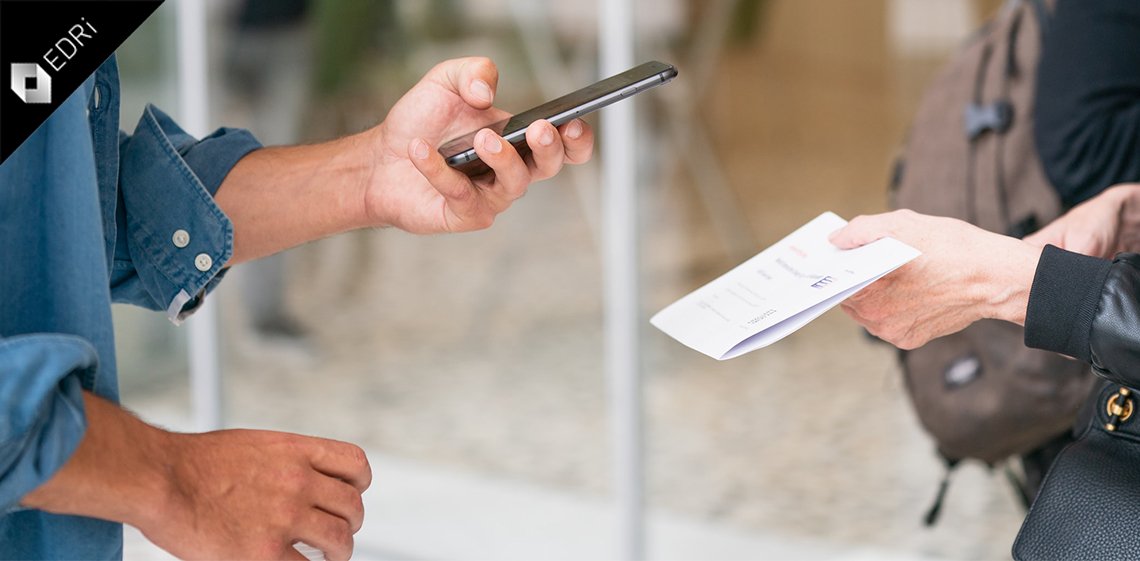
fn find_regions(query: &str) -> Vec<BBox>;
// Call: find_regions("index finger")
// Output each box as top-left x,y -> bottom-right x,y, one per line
305,437 -> 373,492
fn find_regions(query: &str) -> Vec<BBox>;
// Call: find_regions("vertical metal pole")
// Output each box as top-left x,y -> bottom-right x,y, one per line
177,0 -> 223,432
599,0 -> 643,559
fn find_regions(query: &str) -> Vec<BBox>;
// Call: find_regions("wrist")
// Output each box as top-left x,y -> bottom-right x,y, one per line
982,238 -> 1041,325
114,426 -> 177,529
357,124 -> 400,229
19,394 -> 179,529
342,129 -> 384,231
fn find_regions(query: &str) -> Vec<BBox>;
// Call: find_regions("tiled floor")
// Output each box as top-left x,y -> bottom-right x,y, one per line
118,1 -> 1029,559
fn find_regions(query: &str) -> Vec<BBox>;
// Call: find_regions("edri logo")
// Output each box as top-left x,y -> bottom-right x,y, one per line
9,17 -> 99,105
10,63 -> 52,104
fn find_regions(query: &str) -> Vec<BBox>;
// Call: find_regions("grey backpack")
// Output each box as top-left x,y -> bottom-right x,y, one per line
889,0 -> 1097,523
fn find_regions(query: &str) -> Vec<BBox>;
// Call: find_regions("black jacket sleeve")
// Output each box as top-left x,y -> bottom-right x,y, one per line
1026,246 -> 1140,387
1086,254 -> 1140,386
1034,0 -> 1140,207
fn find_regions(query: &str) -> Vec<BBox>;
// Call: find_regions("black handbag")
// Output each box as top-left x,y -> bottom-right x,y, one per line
1012,381 -> 1140,560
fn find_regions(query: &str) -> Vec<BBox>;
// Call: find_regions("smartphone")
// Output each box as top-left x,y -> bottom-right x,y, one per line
439,60 -> 678,177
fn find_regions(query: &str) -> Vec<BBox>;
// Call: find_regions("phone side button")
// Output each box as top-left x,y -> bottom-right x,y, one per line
619,86 -> 638,97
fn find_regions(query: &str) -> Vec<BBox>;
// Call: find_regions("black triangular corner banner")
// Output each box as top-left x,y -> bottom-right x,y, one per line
0,0 -> 163,164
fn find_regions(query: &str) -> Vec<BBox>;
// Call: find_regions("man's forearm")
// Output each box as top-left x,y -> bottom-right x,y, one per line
20,392 -> 173,529
215,131 -> 375,265
19,393 -> 372,559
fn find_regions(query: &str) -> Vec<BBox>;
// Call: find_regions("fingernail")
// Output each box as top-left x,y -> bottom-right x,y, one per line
471,79 -> 493,103
539,128 -> 555,147
566,119 -> 583,139
412,138 -> 429,160
481,131 -> 502,154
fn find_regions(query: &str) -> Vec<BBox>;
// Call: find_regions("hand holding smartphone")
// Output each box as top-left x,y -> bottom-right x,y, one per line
439,60 -> 678,177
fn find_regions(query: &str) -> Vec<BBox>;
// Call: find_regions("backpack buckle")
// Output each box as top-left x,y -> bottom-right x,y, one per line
965,101 -> 1014,140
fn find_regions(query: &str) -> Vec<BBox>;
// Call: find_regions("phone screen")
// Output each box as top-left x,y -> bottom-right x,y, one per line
440,60 -> 677,176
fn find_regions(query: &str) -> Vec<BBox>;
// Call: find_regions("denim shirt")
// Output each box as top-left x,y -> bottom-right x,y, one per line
0,57 -> 260,560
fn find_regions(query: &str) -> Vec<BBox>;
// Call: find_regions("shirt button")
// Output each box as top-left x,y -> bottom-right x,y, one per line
172,229 -> 190,248
195,253 -> 213,272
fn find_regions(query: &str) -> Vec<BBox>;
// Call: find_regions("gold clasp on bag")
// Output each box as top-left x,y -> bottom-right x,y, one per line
1105,387 -> 1134,431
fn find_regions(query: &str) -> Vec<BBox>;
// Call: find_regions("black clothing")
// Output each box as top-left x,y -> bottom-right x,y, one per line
1086,253 -> 1140,387
1035,0 -> 1140,207
1026,248 -> 1140,388
1025,0 -> 1140,376
1025,245 -> 1112,362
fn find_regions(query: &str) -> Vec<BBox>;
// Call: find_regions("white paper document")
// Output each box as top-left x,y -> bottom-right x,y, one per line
650,212 -> 921,360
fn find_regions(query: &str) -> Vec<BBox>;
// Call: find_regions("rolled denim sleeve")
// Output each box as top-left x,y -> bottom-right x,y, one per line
0,335 -> 94,513
109,104 -> 261,323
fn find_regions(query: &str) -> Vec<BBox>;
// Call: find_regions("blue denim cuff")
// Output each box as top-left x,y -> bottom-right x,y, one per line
149,106 -> 262,197
118,105 -> 261,323
0,335 -> 93,513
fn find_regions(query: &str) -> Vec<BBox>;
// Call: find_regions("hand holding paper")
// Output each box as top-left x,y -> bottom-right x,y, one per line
651,212 -> 920,360
829,209 -> 1040,349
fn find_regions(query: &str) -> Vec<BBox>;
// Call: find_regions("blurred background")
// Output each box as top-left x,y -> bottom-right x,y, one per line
114,1 -> 1025,559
